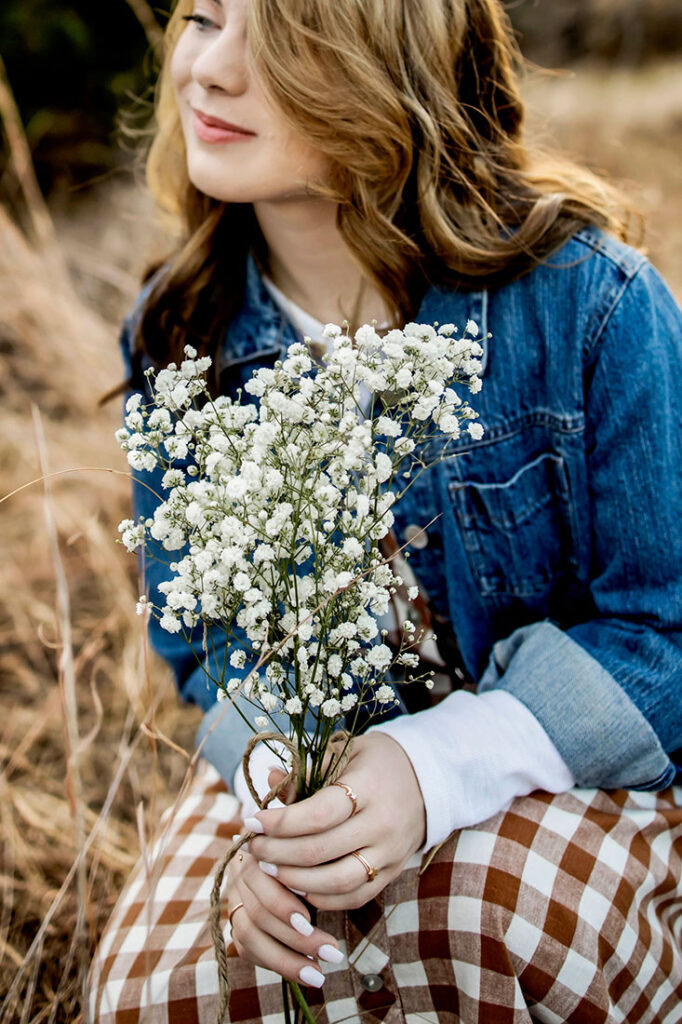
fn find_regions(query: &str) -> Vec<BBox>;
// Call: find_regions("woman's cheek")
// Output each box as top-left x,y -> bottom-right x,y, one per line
170,35 -> 195,95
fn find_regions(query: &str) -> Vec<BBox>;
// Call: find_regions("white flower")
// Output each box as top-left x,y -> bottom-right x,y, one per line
285,696 -> 303,715
398,652 -> 420,668
307,687 -> 325,708
217,688 -> 228,703
467,422 -> 485,440
321,698 -> 342,718
374,416 -> 401,438
260,692 -> 279,712
135,596 -> 148,616
366,644 -> 392,670
127,449 -> 157,473
465,319 -> 479,337
374,452 -> 392,483
374,683 -> 396,704
125,393 -> 143,413
159,613 -> 182,634
244,377 -> 266,397
331,622 -> 357,641
395,367 -> 412,389
255,716 -> 269,729
327,654 -> 343,676
407,585 -> 419,600
341,693 -> 358,711
229,649 -> 247,669
162,468 -> 185,490
342,538 -> 363,560
118,519 -> 146,552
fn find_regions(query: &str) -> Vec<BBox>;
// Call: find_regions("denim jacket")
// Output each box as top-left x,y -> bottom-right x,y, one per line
120,226 -> 682,792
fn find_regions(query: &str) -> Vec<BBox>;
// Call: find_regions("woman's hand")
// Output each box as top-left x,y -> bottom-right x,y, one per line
244,732 -> 427,911
226,849 -> 345,988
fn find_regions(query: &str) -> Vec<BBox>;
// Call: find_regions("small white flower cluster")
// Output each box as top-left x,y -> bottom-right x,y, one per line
117,323 -> 484,740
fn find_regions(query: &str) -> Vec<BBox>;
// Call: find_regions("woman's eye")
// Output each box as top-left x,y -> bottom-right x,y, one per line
181,14 -> 217,31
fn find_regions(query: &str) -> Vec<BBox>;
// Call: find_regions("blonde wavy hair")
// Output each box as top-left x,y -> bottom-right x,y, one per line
131,0 -> 635,389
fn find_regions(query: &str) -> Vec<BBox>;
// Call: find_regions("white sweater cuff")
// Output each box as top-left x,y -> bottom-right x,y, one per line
368,689 -> 575,851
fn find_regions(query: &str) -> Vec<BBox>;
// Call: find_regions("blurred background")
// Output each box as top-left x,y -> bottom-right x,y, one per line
1,1 -> 680,1019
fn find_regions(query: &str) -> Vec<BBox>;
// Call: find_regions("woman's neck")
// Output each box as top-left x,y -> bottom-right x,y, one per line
253,196 -> 391,327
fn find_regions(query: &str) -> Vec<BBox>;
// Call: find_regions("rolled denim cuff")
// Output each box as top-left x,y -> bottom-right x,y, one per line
195,698 -> 255,788
477,620 -> 675,790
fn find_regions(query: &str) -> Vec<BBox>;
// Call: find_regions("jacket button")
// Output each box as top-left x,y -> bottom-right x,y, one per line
404,523 -> 428,549
360,973 -> 383,992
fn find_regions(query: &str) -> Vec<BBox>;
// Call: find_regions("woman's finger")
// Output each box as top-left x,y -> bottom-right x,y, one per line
252,846 -> 383,897
235,855 -> 345,962
243,774 -> 361,839
249,810 -> 367,868
229,902 -> 329,989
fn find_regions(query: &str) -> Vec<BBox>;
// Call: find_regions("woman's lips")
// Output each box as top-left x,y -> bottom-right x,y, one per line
191,109 -> 256,144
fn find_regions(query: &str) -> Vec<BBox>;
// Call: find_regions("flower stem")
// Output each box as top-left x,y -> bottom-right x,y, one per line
288,981 -> 318,1024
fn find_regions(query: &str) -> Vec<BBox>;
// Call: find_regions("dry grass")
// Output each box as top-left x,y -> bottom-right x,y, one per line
0,203 -> 202,1021
0,57 -> 680,1022
523,58 -> 682,299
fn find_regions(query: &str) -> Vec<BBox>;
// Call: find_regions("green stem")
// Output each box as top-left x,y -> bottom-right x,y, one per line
287,982 -> 317,1024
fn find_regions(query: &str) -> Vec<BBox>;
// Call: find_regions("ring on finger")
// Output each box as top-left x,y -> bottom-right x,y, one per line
351,850 -> 377,883
228,901 -> 245,926
331,781 -> 358,817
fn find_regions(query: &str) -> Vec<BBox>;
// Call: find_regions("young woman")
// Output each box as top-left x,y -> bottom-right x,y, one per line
89,0 -> 682,1020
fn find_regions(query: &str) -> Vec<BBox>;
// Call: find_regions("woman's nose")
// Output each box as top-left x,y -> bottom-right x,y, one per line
192,17 -> 249,95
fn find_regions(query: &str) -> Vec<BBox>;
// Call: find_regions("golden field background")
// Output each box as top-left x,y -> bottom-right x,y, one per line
1,53 -> 681,1021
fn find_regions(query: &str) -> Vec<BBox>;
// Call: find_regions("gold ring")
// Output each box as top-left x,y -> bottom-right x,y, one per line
331,781 -> 358,817
351,850 -> 377,883
228,902 -> 245,926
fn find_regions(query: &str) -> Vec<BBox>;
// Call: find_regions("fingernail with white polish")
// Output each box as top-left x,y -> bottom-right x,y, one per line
243,816 -> 264,834
299,965 -> 325,988
258,861 -> 278,877
288,887 -> 307,897
317,944 -> 345,964
290,912 -> 314,937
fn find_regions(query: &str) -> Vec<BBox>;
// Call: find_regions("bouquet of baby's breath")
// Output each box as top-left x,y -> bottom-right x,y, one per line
116,318 -> 484,1022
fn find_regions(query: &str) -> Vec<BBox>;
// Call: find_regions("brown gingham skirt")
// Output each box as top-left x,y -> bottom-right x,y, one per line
88,761 -> 682,1023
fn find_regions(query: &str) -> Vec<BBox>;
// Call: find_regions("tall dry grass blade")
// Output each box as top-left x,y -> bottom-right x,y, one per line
0,709 -> 146,1024
31,404 -> 89,1011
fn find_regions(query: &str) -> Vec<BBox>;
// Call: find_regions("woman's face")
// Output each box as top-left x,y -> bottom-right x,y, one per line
170,0 -> 329,204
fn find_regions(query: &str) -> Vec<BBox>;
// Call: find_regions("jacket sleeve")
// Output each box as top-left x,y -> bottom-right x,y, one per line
118,302 -> 257,782
478,260 -> 682,790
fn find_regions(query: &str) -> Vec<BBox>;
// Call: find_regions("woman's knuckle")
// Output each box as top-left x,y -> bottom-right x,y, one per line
308,803 -> 328,830
304,837 -> 327,864
340,866 -> 359,892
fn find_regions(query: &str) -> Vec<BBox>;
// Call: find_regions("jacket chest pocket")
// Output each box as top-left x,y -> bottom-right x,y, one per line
447,451 -> 578,599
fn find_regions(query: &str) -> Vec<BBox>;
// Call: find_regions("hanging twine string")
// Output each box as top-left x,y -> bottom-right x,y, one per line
210,729 -> 351,1024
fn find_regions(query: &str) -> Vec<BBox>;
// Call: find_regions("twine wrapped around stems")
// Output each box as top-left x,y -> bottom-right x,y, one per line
210,730 -> 351,1024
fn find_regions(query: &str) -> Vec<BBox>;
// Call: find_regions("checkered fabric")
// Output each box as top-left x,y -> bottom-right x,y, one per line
88,761 -> 682,1023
